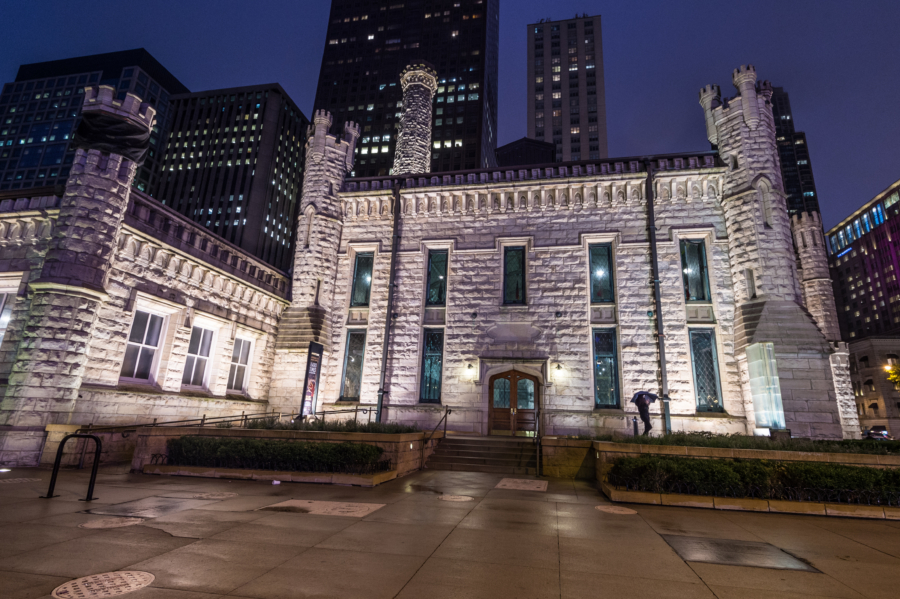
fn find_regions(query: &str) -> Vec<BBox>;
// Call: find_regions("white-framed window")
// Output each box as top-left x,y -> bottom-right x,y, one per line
0,292 -> 13,346
227,338 -> 252,392
121,310 -> 166,382
182,325 -> 215,387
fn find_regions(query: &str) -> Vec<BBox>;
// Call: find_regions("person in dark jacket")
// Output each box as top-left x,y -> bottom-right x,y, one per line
630,391 -> 658,435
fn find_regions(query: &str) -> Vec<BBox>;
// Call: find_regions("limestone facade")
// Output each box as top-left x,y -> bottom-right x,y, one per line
0,64 -> 859,466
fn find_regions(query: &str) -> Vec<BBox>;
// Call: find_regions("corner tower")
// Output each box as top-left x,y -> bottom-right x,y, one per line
392,62 -> 438,176
791,211 -> 840,341
269,111 -> 359,414
700,65 -> 857,439
0,87 -> 155,465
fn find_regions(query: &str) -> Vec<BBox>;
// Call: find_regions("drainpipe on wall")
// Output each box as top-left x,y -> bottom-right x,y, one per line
376,181 -> 403,422
644,159 -> 672,434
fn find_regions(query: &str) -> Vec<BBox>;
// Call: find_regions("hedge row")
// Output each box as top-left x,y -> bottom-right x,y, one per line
243,417 -> 419,434
166,437 -> 389,474
609,455 -> 900,505
594,431 -> 900,455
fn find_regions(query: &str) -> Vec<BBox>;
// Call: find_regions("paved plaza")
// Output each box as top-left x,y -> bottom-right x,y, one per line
0,467 -> 899,599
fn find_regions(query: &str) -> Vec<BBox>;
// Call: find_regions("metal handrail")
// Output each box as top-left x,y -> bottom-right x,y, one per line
422,407 -> 452,468
41,434 -> 102,502
75,411 -> 274,434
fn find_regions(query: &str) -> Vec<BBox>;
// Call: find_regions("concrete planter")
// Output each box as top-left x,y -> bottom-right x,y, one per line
599,480 -> 898,520
131,426 -> 442,477
540,437 -> 595,479
142,464 -> 398,487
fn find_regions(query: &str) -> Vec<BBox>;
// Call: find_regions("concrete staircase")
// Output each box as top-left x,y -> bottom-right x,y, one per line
425,436 -> 539,474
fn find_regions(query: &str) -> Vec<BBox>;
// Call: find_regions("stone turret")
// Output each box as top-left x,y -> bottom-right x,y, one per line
0,86 -> 155,464
701,65 -> 854,439
698,84 -> 721,146
791,211 -> 841,341
392,62 -> 438,176
269,110 -> 359,413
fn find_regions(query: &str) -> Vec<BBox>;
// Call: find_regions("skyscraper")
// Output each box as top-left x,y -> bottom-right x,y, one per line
526,14 -> 608,162
156,84 -> 308,271
771,87 -> 821,215
826,178 -> 900,341
313,0 -> 499,177
0,49 -> 187,195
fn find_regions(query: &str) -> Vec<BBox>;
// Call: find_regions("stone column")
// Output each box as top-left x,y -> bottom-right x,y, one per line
392,62 -> 438,176
270,111 -> 359,414
0,86 -> 155,466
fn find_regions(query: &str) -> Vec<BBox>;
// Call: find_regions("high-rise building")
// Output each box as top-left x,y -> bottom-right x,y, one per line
313,0 -> 499,177
771,87 -> 820,216
494,136 -> 555,167
156,84 -> 308,271
825,178 -> 900,341
0,49 -> 187,194
526,15 -> 608,162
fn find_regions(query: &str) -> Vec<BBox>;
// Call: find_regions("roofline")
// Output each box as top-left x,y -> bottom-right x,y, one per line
827,177 -> 900,235
171,83 -> 308,121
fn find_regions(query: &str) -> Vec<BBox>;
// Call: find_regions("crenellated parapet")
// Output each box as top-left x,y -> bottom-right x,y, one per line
82,85 -> 157,133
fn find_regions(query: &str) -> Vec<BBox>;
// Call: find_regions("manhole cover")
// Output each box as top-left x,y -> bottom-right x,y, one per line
191,492 -> 237,500
495,478 -> 548,492
595,505 -> 636,515
51,571 -> 154,598
440,495 -> 475,502
79,518 -> 145,529
0,478 -> 43,484
662,535 -> 818,572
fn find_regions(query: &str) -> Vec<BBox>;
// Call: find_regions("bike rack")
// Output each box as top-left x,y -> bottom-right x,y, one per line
40,433 -> 102,502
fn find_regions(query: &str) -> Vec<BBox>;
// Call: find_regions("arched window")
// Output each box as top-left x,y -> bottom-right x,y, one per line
758,181 -> 773,227
864,379 -> 875,393
859,355 -> 870,369
886,353 -> 899,366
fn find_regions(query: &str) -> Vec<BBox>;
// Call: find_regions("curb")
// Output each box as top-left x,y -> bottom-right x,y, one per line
142,464 -> 398,487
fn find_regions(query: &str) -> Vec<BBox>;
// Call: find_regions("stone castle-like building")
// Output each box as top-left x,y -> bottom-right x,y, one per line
0,63 -> 858,466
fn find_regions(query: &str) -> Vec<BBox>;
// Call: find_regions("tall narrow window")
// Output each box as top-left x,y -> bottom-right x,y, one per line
690,329 -> 723,412
182,326 -> 214,387
350,252 -> 374,307
419,329 -> 444,403
503,246 -> 526,305
340,330 -> 366,401
121,310 -> 164,381
592,328 -> 619,408
0,293 -> 13,346
589,244 -> 614,303
680,240 -> 710,302
425,250 -> 448,306
227,338 -> 252,392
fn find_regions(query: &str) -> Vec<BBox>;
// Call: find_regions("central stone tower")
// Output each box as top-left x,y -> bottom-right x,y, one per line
392,62 -> 438,176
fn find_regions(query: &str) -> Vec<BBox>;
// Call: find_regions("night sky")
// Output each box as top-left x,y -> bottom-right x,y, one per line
3,0 -> 898,229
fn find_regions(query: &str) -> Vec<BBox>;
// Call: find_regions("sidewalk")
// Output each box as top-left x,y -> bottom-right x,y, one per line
0,466 -> 898,598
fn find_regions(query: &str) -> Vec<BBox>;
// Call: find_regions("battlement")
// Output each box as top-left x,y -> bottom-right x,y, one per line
313,109 -> 332,126
791,210 -> 823,229
698,84 -> 721,104
82,85 -> 156,131
399,62 -> 438,93
305,110 -> 360,170
732,64 -> 758,87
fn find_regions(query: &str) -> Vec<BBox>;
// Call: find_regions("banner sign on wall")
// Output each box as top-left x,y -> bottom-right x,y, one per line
300,342 -> 324,418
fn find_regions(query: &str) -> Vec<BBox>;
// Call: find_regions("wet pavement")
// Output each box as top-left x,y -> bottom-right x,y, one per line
1,466 -> 899,598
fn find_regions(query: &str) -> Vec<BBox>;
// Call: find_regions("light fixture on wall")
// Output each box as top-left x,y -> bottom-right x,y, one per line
556,363 -> 563,371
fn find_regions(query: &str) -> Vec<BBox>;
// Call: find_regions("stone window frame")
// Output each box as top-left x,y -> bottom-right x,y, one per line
670,227 -> 718,308
580,233 -> 620,307
180,311 -> 237,396
497,236 -> 533,308
0,272 -> 24,349
343,242 -> 381,318
686,324 -> 727,414
226,322 -> 265,399
180,315 -> 221,392
119,294 -> 183,387
420,240 -> 454,310
413,240 -> 455,402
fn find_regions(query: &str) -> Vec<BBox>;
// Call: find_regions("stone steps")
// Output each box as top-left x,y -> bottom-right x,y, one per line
425,436 -> 538,474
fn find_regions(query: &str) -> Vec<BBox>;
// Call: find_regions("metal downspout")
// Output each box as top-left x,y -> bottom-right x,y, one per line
644,160 -> 672,434
375,182 -> 402,422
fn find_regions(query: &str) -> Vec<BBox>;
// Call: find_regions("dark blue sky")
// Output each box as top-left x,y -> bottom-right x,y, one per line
3,0 -> 899,228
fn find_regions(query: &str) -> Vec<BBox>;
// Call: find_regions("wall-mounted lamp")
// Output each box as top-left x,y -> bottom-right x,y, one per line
467,363 -> 474,370
555,311 -> 563,318
470,312 -> 478,319
556,363 -> 563,371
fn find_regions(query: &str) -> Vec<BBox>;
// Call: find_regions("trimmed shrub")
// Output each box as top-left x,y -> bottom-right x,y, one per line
166,437 -> 389,474
608,455 -> 900,505
244,417 -> 419,434
595,431 -> 900,456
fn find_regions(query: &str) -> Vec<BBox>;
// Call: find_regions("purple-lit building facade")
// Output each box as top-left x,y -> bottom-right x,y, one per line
826,179 -> 900,341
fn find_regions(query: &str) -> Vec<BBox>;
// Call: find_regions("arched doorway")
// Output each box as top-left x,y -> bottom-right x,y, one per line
488,370 -> 539,436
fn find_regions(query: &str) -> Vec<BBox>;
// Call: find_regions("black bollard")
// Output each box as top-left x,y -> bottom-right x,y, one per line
632,416 -> 639,436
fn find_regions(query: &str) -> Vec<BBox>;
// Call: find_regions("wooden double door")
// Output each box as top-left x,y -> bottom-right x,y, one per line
489,370 -> 539,436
